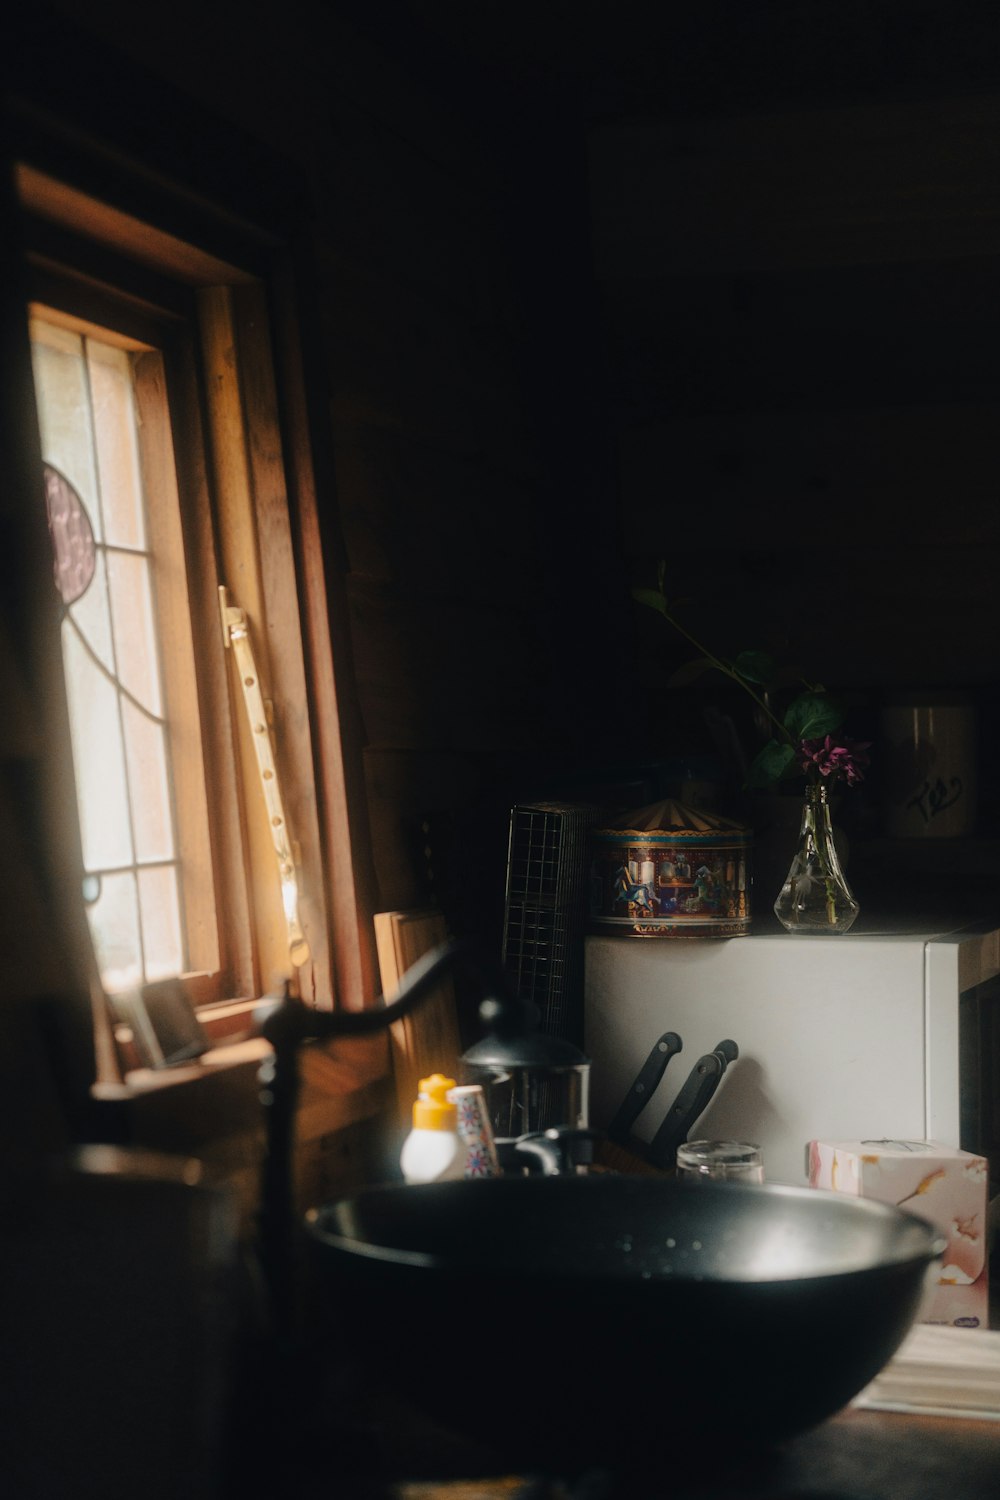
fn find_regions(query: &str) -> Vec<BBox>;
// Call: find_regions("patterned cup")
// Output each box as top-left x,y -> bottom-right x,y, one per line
448,1083 -> 501,1178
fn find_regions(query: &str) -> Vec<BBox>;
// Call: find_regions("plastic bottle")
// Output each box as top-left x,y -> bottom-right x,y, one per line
400,1073 -> 468,1184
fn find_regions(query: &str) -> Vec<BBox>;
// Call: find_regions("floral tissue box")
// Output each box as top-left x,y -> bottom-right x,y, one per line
808,1138 -> 989,1329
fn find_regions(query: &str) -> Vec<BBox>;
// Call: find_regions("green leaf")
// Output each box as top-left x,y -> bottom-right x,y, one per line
745,740 -> 798,789
667,656 -> 715,688
732,650 -> 778,686
783,692 -> 844,741
631,586 -> 668,617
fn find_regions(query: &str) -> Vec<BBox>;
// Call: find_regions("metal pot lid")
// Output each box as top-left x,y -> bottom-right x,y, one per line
462,994 -> 590,1070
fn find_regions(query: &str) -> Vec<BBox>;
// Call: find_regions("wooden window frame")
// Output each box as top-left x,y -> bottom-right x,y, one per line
10,139 -> 381,1084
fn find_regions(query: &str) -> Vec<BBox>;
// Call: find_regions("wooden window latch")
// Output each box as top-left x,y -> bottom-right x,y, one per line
218,585 -> 310,970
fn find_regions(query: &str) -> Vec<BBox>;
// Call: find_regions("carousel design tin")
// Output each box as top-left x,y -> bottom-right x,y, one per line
590,799 -> 751,938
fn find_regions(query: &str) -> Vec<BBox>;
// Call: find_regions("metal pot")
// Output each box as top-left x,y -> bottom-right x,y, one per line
461,998 -> 591,1156
461,1038 -> 590,1144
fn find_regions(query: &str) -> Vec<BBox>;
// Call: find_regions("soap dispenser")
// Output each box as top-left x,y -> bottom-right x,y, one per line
400,1074 -> 467,1184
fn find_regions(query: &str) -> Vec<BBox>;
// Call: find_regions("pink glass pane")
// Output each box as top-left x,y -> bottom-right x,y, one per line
69,549 -> 115,674
44,465 -> 95,605
61,623 -> 134,872
138,866 -> 184,982
88,871 -> 142,994
29,324 -> 103,541
87,340 -> 146,549
122,698 -> 174,863
106,549 -> 163,716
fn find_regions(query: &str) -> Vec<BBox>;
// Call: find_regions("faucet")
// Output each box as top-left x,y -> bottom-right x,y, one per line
510,1126 -> 602,1176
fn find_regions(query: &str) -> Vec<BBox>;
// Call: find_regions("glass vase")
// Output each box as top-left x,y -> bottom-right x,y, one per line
773,783 -> 859,933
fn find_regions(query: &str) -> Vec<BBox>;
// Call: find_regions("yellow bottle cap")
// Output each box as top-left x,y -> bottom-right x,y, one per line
413,1073 -> 458,1130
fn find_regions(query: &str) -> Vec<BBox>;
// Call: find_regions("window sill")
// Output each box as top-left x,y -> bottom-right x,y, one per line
96,1035 -> 270,1096
93,1031 -> 394,1159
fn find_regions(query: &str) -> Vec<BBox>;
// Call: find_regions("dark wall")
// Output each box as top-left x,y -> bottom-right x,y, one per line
583,8 -> 1000,843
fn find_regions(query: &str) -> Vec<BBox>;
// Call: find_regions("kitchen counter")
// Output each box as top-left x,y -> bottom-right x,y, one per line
275,1388 -> 1000,1500
381,1406 -> 999,1499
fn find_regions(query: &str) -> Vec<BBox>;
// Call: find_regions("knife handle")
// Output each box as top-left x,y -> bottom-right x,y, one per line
606,1031 -> 682,1140
647,1051 -> 725,1169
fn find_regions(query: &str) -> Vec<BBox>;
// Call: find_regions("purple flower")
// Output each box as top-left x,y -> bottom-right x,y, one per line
797,735 -> 871,786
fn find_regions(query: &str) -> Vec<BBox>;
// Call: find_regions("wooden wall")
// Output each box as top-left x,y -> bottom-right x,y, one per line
19,2 -> 1000,975
29,0 -> 630,977
589,91 -> 1000,832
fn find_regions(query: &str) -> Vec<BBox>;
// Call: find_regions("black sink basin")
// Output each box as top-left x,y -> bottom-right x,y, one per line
305,1174 -> 944,1475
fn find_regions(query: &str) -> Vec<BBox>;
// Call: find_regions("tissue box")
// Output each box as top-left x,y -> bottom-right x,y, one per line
808,1139 -> 989,1329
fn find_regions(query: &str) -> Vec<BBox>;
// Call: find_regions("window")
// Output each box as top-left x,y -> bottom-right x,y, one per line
31,314 -> 211,995
12,155 -> 375,1056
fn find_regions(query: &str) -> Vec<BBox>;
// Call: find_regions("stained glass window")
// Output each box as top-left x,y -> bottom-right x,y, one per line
31,317 -> 184,992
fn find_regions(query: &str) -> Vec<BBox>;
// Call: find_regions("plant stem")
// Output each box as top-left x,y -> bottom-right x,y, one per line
661,606 -> 791,744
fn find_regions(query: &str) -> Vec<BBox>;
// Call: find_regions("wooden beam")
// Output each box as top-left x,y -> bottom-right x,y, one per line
590,95 -> 1000,276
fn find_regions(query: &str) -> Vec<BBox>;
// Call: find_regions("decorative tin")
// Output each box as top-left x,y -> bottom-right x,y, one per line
589,799 -> 751,938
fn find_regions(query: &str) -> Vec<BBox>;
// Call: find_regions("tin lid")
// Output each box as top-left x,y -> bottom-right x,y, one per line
597,799 -> 750,838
